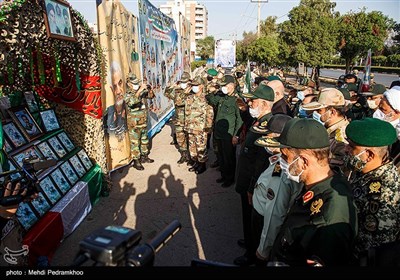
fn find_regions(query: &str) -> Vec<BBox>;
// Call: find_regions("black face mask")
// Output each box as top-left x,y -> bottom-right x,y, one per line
207,76 -> 213,82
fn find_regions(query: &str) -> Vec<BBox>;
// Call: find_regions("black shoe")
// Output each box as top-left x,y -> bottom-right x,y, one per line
131,159 -> 144,171
177,152 -> 189,164
221,181 -> 234,188
210,160 -> 219,168
237,239 -> 246,249
189,162 -> 199,172
187,159 -> 196,166
141,155 -> 154,163
170,140 -> 177,145
216,178 -> 225,183
233,254 -> 256,266
195,162 -> 206,174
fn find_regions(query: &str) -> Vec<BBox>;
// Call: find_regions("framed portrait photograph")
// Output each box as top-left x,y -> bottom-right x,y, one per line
69,154 -> 86,178
3,137 -> 13,153
30,192 -> 51,217
2,121 -> 27,148
39,176 -> 62,205
77,149 -> 93,171
56,131 -> 74,152
50,168 -> 71,194
0,161 -> 22,185
11,145 -> 43,169
47,136 -> 67,158
43,0 -> 76,41
8,106 -> 43,141
39,109 -> 60,133
24,91 -> 40,113
37,141 -> 58,160
60,161 -> 79,186
16,202 -> 39,231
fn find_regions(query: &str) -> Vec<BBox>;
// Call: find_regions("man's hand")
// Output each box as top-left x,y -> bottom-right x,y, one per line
0,181 -> 38,219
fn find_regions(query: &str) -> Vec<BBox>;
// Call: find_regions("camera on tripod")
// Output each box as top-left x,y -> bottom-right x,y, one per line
0,157 -> 57,206
72,220 -> 181,266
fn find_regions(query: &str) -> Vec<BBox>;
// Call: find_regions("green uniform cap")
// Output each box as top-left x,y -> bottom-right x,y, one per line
362,84 -> 387,96
338,88 -> 351,100
267,75 -> 281,81
242,84 -> 274,101
345,118 -> 397,147
218,75 -> 236,86
346,83 -> 358,92
207,68 -> 218,77
275,118 -> 329,149
250,114 -> 292,135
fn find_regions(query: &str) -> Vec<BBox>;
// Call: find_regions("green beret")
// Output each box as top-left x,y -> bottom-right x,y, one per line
371,84 -> 387,95
345,118 -> 397,147
242,84 -> 274,101
346,83 -> 358,92
207,68 -> 218,77
276,118 -> 329,149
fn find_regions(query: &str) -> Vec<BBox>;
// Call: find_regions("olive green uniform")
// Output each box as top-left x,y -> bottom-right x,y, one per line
270,174 -> 358,266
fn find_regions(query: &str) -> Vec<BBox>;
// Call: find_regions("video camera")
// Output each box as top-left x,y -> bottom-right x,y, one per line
71,220 -> 181,266
0,157 -> 57,206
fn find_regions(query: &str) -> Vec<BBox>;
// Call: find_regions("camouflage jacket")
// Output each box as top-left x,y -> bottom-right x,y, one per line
124,89 -> 146,111
165,86 -> 188,107
184,93 -> 211,133
351,162 -> 400,256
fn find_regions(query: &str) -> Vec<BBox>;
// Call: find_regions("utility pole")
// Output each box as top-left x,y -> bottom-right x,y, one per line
251,0 -> 268,38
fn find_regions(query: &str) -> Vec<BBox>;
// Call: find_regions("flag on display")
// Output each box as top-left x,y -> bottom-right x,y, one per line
243,60 -> 251,94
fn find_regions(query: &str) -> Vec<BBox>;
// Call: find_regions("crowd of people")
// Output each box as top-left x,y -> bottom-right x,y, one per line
164,63 -> 400,266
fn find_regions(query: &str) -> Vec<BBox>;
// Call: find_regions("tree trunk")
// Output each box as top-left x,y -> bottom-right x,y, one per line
345,58 -> 351,74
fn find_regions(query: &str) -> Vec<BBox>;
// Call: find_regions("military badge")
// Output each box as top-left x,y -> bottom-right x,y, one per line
260,121 -> 268,128
272,163 -> 281,176
267,188 -> 275,200
369,181 -> 381,194
334,129 -> 344,142
364,214 -> 378,232
310,198 -> 323,215
354,102 -> 361,107
302,191 -> 314,204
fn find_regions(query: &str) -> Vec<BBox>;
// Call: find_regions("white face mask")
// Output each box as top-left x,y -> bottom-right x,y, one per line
180,83 -> 187,89
221,86 -> 228,94
192,86 -> 199,93
249,106 -> 260,118
312,110 -> 330,125
133,84 -> 140,91
280,156 -> 303,183
297,91 -> 305,101
367,100 -> 378,110
373,109 -> 385,120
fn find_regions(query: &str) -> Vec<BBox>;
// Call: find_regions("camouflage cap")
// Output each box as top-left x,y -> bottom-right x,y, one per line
218,75 -> 236,86
302,88 -> 345,110
180,72 -> 191,83
346,118 -> 397,147
242,84 -> 274,101
128,73 -> 141,84
190,76 -> 205,86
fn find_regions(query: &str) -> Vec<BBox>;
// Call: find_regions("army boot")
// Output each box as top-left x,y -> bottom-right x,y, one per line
195,162 -> 206,175
141,155 -> 154,163
132,159 -> 144,170
187,158 -> 196,166
188,161 -> 199,172
177,151 -> 189,164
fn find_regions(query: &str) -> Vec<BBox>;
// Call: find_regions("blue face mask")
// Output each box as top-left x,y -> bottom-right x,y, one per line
312,111 -> 324,125
298,108 -> 309,118
297,91 -> 305,101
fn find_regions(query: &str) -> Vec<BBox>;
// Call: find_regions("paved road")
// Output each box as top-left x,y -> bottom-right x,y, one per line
52,124 -> 244,267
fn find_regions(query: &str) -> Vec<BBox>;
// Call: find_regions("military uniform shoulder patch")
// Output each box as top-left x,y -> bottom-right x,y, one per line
267,188 -> 275,200
272,163 -> 281,177
310,198 -> 323,215
335,129 -> 344,142
369,181 -> 381,194
354,102 -> 361,108
302,191 -> 314,204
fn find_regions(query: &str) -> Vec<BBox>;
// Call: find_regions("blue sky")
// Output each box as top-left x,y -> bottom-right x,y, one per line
70,0 -> 399,40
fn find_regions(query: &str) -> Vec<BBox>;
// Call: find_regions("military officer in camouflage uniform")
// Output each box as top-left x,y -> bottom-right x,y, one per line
184,76 -> 213,174
269,118 -> 358,266
345,118 -> 400,266
125,74 -> 154,170
165,72 -> 191,164
303,88 -> 349,174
